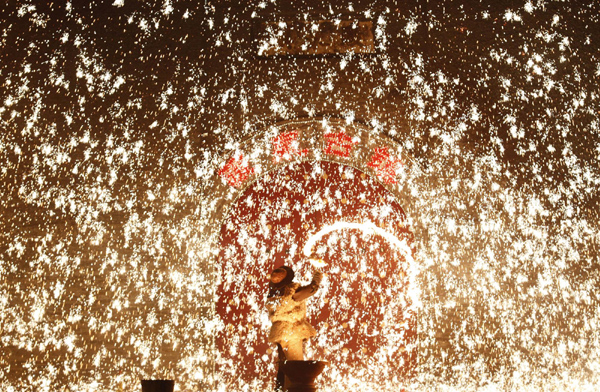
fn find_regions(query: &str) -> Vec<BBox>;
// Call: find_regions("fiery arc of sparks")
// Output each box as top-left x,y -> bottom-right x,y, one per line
303,221 -> 413,261
302,221 -> 420,307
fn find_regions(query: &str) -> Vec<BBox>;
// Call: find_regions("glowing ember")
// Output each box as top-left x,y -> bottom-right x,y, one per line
309,258 -> 326,268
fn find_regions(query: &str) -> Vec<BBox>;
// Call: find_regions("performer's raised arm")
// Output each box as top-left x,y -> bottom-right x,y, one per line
293,266 -> 323,301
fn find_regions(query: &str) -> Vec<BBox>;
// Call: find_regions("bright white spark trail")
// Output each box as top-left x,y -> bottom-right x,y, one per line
303,220 -> 420,307
304,221 -> 414,263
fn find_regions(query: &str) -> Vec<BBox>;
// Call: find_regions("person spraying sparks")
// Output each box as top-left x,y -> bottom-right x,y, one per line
267,260 -> 324,390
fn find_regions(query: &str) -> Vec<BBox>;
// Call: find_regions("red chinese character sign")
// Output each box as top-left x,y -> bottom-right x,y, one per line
218,153 -> 255,188
216,123 -> 410,191
324,130 -> 358,157
367,147 -> 404,184
271,130 -> 309,162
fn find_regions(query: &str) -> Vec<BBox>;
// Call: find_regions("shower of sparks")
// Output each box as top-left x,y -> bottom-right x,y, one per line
1,1 -> 600,392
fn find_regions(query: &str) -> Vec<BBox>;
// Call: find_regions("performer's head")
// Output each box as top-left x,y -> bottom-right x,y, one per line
269,266 -> 294,288
270,269 -> 285,283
